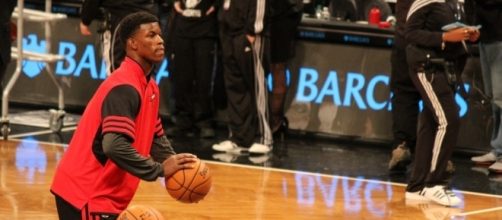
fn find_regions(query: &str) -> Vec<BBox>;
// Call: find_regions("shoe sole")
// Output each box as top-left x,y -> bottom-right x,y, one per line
472,161 -> 496,166
488,168 -> 502,174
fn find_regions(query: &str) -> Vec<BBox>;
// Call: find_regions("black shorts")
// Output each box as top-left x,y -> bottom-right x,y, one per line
270,13 -> 302,64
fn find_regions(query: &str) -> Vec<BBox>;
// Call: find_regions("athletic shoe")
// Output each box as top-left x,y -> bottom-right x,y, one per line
422,185 -> 462,207
488,161 -> 502,173
249,143 -> 271,154
471,151 -> 496,164
212,140 -> 244,154
388,143 -> 411,171
405,190 -> 429,201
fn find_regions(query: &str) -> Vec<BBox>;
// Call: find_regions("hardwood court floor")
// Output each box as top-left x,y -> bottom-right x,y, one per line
2,139 -> 502,219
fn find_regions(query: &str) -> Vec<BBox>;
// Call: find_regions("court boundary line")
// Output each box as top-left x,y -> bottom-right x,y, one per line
452,206 -> 502,217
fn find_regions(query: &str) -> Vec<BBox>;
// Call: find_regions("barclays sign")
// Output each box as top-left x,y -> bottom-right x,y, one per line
21,33 -> 171,84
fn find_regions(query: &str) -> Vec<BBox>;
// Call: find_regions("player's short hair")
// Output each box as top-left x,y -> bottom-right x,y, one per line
117,11 -> 159,47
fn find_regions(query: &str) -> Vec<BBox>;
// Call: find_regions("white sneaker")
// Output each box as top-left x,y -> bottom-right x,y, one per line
422,185 -> 462,207
212,140 -> 243,154
471,151 -> 496,164
488,161 -> 502,173
405,190 -> 429,201
249,143 -> 271,154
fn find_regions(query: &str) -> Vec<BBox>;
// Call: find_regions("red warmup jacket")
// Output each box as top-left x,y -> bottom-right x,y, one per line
51,57 -> 160,216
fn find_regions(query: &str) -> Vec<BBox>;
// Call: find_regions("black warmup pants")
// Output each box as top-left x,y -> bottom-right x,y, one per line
390,40 -> 421,149
172,36 -> 216,129
406,68 -> 460,192
219,31 -> 258,148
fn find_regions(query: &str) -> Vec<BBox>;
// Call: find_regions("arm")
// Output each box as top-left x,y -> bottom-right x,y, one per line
101,85 -> 161,181
103,133 -> 165,181
150,134 -> 176,163
103,133 -> 196,181
101,86 -> 196,181
404,6 -> 443,48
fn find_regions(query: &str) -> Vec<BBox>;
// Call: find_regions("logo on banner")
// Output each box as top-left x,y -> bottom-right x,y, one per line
22,34 -> 47,78
20,33 -> 171,83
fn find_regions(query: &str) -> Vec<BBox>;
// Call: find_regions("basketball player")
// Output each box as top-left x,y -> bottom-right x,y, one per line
51,12 -> 197,220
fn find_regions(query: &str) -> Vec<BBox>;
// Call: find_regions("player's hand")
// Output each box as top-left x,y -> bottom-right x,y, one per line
80,22 -> 92,36
162,153 -> 198,177
443,28 -> 471,42
467,29 -> 480,42
206,6 -> 215,15
246,34 -> 255,44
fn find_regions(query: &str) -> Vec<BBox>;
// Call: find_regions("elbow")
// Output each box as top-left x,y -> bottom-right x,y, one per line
102,143 -> 116,158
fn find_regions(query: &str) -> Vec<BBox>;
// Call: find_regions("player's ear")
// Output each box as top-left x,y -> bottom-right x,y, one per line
128,38 -> 138,50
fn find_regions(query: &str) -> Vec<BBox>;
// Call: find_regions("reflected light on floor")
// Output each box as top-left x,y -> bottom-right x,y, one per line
15,136 -> 47,183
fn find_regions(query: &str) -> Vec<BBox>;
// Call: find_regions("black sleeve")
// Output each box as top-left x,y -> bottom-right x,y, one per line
81,0 -> 101,26
101,85 -> 140,141
405,5 -> 443,48
150,135 -> 176,163
102,133 -> 164,181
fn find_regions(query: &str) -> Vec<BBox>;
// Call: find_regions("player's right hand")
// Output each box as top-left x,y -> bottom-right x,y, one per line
162,153 -> 198,177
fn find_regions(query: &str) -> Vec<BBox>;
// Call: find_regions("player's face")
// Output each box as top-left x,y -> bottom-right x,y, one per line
132,22 -> 165,63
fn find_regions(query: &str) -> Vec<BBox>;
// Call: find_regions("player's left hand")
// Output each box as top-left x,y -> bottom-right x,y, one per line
162,153 -> 198,177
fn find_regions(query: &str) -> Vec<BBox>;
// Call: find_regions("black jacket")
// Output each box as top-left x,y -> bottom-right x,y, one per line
405,1 -> 465,62
218,0 -> 269,36
81,0 -> 155,27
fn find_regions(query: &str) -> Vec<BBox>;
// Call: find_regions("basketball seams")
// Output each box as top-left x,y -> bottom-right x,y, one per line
119,205 -> 164,220
165,160 -> 211,203
165,175 -> 184,190
147,207 -> 161,220
176,160 -> 202,202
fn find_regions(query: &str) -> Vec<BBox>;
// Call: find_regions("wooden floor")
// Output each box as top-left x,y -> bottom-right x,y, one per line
2,139 -> 502,219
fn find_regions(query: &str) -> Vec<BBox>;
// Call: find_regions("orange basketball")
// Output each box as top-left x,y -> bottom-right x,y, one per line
117,205 -> 164,220
165,159 -> 212,203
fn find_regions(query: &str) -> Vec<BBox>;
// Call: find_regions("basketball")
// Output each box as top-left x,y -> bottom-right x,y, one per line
117,205 -> 164,220
165,159 -> 212,203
